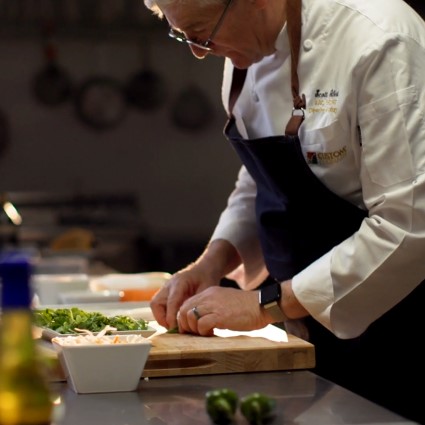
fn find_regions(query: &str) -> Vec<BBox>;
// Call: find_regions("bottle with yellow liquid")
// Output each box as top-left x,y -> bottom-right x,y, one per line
0,252 -> 53,425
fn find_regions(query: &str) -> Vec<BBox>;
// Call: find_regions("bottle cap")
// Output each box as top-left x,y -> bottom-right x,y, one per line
0,251 -> 32,308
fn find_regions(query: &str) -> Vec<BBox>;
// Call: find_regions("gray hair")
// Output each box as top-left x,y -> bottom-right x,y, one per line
144,0 -> 226,18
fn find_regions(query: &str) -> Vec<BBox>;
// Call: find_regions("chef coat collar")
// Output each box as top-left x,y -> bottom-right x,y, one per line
274,22 -> 290,55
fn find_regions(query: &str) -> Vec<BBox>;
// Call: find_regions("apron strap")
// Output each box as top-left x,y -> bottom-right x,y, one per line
228,68 -> 247,116
285,0 -> 306,136
228,0 -> 306,135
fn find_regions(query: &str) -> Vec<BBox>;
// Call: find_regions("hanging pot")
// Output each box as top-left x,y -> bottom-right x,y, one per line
33,63 -> 73,106
125,37 -> 166,111
32,21 -> 73,106
125,68 -> 166,111
74,76 -> 128,131
171,85 -> 213,131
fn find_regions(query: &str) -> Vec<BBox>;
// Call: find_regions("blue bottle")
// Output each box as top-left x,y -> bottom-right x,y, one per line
0,252 -> 53,425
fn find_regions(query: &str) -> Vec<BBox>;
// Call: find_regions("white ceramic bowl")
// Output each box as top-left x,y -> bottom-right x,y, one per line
58,289 -> 123,304
32,274 -> 90,305
52,335 -> 151,394
89,272 -> 171,302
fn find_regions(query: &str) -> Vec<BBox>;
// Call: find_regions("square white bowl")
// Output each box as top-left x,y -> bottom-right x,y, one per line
32,273 -> 89,305
52,336 -> 151,394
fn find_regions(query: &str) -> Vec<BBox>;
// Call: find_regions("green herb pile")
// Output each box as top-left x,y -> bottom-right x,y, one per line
34,307 -> 148,334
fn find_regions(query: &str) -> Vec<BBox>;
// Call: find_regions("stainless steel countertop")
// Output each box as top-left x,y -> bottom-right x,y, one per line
50,370 -> 418,425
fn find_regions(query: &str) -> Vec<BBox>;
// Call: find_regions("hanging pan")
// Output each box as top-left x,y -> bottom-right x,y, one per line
171,84 -> 214,131
125,35 -> 167,111
32,21 -> 73,107
74,75 -> 127,131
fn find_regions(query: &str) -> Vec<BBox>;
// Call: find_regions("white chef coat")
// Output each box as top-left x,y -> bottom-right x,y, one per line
210,0 -> 425,338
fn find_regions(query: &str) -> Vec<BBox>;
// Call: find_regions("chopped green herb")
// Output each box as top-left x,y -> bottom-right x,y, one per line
33,307 -> 148,334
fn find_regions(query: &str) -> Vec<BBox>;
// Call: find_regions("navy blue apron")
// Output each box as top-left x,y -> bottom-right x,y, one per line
224,62 -> 424,423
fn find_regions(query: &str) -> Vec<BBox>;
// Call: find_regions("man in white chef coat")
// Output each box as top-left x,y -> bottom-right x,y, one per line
143,0 -> 425,422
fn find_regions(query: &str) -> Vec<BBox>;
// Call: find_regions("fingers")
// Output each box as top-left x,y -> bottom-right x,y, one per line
150,275 -> 191,330
178,301 -> 215,336
191,306 -> 201,321
177,287 -> 263,335
149,286 -> 169,328
176,303 -> 196,334
165,295 -> 184,330
150,269 -> 227,334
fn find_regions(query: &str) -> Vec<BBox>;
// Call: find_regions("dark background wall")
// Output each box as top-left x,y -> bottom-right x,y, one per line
0,2 -> 242,272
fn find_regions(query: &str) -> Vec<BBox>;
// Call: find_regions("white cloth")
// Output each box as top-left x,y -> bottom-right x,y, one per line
211,0 -> 425,339
214,324 -> 288,343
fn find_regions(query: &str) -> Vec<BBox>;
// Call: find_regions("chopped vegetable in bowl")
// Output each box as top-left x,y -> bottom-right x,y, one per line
34,307 -> 148,334
52,325 -> 150,346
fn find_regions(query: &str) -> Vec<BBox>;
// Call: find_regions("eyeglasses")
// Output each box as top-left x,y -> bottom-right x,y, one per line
168,0 -> 234,52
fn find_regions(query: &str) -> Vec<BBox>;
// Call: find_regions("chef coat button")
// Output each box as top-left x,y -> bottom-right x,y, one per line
303,39 -> 313,51
251,90 -> 259,102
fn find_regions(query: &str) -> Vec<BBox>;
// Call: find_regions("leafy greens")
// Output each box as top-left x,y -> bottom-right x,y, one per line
34,307 -> 148,334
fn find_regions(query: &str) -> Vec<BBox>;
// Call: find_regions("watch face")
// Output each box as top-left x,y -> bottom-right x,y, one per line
260,283 -> 281,305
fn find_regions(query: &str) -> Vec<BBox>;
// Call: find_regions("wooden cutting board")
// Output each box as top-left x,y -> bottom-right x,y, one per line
143,331 -> 314,377
39,331 -> 315,381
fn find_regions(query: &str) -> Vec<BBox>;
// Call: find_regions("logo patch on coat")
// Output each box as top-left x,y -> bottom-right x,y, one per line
306,146 -> 347,165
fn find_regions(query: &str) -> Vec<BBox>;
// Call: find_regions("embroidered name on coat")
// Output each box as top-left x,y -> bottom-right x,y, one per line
308,89 -> 339,114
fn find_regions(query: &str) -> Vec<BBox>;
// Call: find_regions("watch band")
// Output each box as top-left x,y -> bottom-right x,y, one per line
263,301 -> 288,323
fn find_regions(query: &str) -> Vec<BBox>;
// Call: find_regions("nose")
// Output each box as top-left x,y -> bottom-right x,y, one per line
189,45 -> 210,59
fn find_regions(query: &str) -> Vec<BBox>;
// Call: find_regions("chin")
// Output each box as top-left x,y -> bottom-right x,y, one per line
229,52 -> 263,69
230,57 -> 253,69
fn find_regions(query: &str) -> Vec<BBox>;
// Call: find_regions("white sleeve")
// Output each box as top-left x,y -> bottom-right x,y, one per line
292,33 -> 425,339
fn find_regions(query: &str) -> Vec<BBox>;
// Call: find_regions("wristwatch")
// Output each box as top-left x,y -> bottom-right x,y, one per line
259,282 -> 288,323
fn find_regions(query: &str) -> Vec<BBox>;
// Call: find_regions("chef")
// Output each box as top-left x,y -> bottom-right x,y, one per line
143,0 -> 425,422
